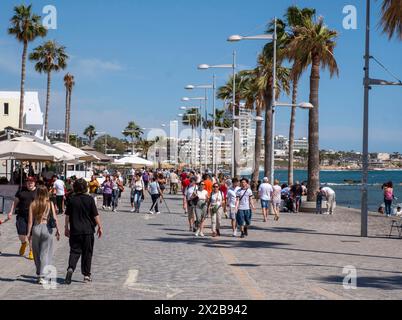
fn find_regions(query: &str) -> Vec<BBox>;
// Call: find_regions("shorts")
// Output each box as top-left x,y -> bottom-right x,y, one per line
228,207 -> 237,220
261,200 -> 270,209
16,216 -> 29,236
236,209 -> 252,227
272,200 -> 281,208
187,201 -> 197,219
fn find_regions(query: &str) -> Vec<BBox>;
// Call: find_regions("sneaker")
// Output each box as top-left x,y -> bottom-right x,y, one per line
149,210 -> 154,215
156,212 -> 161,215
195,230 -> 200,237
19,242 -> 28,256
65,268 -> 73,285
102,205 -> 106,210
112,209 -> 117,213
84,276 -> 92,283
28,250 -> 34,260
199,232 -> 205,237
130,208 -> 135,213
232,231 -> 237,237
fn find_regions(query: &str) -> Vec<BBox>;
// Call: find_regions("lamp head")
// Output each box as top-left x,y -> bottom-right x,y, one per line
228,35 -> 242,42
198,64 -> 210,70
185,85 -> 195,90
181,97 -> 190,102
299,102 -> 314,109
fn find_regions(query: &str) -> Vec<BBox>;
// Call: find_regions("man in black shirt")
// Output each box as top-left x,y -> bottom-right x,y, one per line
290,181 -> 303,213
7,176 -> 38,259
64,179 -> 103,284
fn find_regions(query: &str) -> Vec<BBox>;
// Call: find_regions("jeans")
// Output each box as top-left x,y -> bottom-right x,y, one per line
133,190 -> 143,211
385,199 -> 393,216
316,202 -> 322,214
150,194 -> 160,212
112,190 -> 119,210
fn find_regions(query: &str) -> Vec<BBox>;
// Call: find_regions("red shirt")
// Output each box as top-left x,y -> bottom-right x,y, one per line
182,178 -> 190,194
219,183 -> 228,199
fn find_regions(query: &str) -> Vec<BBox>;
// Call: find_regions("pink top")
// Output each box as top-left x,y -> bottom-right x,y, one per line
384,187 -> 394,201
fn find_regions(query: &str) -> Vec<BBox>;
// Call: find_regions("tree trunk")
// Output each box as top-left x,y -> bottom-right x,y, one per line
264,90 -> 273,179
67,88 -> 72,143
307,55 -> 321,201
64,88 -> 69,143
252,100 -> 263,190
19,41 -> 28,129
44,72 -> 52,141
288,75 -> 299,185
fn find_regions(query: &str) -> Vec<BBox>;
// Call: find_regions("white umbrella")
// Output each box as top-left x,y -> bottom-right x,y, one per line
0,137 -> 75,162
53,142 -> 99,162
114,156 -> 153,166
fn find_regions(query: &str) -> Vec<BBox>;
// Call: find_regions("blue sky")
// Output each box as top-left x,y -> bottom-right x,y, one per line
0,0 -> 401,152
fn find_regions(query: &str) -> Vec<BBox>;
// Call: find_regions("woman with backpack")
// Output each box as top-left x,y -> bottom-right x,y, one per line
27,185 -> 61,284
209,183 -> 226,237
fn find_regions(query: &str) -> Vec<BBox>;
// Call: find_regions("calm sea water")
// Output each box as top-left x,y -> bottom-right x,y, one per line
257,170 -> 402,211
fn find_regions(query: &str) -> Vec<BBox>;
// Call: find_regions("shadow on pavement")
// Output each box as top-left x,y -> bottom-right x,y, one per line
316,275 -> 402,290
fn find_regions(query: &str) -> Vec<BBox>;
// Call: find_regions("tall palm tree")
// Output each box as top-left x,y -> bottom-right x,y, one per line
8,4 -> 47,129
84,125 -> 97,146
123,121 -> 143,155
182,108 -> 201,166
204,108 -> 232,132
379,0 -> 402,40
64,73 -> 75,144
279,6 -> 316,185
288,17 -> 339,201
29,40 -> 68,140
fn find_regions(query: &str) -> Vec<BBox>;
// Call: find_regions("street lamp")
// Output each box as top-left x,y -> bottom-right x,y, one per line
228,19 -> 277,182
186,84 -> 214,172
198,53 -> 237,177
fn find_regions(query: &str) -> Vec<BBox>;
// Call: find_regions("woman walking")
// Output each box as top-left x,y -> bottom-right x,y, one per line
384,181 -> 395,217
64,179 -> 103,284
27,186 -> 61,284
88,176 -> 100,207
209,183 -> 225,237
272,180 -> 282,221
194,182 -> 209,237
101,175 -> 113,210
131,173 -> 145,213
149,176 -> 163,214
111,175 -> 121,213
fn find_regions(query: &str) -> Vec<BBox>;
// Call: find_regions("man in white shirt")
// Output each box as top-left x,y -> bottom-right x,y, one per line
226,178 -> 240,237
53,176 -> 65,214
169,170 -> 179,195
235,178 -> 255,239
320,186 -> 336,215
258,177 -> 273,222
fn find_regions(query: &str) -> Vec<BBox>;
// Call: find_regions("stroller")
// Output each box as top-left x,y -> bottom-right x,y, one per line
281,188 -> 294,213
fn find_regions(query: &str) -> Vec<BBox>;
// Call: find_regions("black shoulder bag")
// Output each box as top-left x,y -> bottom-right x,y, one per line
47,204 -> 57,229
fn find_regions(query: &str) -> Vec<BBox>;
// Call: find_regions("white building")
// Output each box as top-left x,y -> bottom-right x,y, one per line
0,91 -> 44,138
377,153 -> 390,161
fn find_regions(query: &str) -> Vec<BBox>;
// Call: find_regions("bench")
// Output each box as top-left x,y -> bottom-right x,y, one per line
389,217 -> 402,238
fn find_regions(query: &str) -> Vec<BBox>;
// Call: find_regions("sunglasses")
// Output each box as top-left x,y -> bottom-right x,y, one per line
213,185 -> 219,188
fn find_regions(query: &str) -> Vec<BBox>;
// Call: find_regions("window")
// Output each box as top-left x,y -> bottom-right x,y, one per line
4,103 -> 9,115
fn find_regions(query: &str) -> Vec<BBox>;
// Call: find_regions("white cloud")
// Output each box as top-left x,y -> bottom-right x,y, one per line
73,58 -> 123,76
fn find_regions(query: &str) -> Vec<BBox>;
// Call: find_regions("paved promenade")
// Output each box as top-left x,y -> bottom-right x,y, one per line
0,190 -> 401,300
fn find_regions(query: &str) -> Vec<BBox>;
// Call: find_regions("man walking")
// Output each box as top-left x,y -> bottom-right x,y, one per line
258,177 -> 273,222
235,178 -> 255,239
53,175 -> 65,215
7,177 -> 38,260
226,178 -> 240,237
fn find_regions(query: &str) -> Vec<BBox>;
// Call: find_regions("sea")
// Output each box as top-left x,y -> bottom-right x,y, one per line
255,170 -> 402,211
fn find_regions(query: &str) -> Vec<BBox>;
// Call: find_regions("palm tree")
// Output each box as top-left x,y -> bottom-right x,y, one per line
123,121 -> 144,155
84,125 -> 97,146
288,17 -> 339,201
29,40 -> 68,140
204,108 -> 232,132
379,0 -> 402,40
8,4 -> 47,129
279,6 -> 316,185
64,73 -> 75,144
135,138 -> 156,159
182,108 -> 201,166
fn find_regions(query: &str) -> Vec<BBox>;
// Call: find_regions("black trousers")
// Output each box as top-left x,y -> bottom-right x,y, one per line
68,234 -> 94,277
150,194 -> 160,212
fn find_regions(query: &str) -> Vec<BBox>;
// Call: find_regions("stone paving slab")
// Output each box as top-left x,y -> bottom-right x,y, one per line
0,191 -> 401,300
